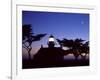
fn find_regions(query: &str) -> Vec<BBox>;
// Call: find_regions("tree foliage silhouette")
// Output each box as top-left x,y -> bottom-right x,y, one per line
22,24 -> 46,60
57,38 -> 89,60
80,41 -> 89,59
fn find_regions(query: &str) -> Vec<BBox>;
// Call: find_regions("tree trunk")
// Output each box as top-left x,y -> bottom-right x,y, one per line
28,51 -> 31,60
74,50 -> 79,60
28,47 -> 32,60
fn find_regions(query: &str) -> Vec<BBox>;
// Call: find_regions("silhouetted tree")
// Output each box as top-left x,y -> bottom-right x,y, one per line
63,39 -> 74,49
57,38 -> 86,60
56,39 -> 63,48
22,24 -> 46,60
72,38 -> 85,60
80,41 -> 89,60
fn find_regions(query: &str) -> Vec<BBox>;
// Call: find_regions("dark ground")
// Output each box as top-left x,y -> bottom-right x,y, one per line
22,59 -> 89,69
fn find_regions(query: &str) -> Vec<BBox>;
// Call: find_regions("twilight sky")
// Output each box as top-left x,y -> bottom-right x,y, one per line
22,11 -> 89,54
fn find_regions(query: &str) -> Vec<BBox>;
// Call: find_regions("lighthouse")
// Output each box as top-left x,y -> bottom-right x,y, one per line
48,35 -> 55,48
